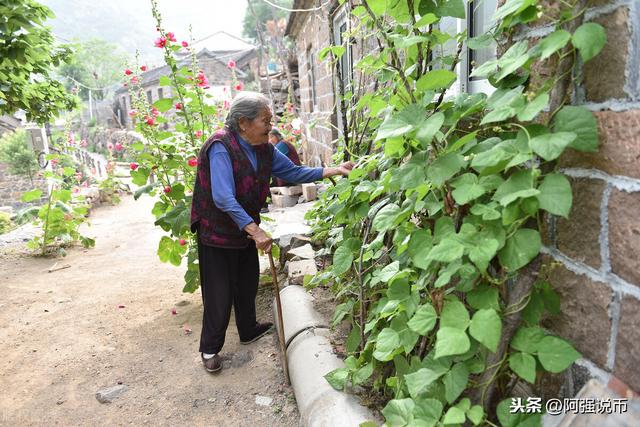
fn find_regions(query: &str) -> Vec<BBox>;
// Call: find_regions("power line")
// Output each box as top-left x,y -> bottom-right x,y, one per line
60,75 -> 116,92
257,0 -> 330,13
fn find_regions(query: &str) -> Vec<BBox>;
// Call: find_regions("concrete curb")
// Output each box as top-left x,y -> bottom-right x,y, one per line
274,285 -> 377,427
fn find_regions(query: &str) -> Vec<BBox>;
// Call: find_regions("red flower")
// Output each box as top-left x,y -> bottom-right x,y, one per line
227,60 -> 236,69
195,71 -> 209,87
164,186 -> 172,194
151,107 -> 159,117
154,36 -> 167,48
179,239 -> 186,246
234,82 -> 243,91
195,130 -> 203,138
140,65 -> 147,71
181,41 -> 188,47
166,32 -> 177,42
131,76 -> 139,84
115,143 -> 123,151
124,69 -> 132,75
188,157 -> 198,167
146,117 -> 155,126
175,103 -> 182,110
130,163 -> 138,170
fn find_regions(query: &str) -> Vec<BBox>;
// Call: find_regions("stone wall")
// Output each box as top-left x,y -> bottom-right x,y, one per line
0,162 -> 47,211
532,0 -> 640,396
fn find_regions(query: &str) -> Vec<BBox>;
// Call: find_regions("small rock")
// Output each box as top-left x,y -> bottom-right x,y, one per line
95,384 -> 128,403
56,399 -> 65,405
287,259 -> 317,285
286,244 -> 315,260
207,398 -> 216,403
175,300 -> 190,307
255,395 -> 273,406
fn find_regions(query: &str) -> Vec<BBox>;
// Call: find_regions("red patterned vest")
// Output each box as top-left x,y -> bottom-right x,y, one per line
190,128 -> 274,248
274,141 -> 302,187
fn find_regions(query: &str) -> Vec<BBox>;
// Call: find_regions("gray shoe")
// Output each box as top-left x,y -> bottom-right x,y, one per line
201,354 -> 222,373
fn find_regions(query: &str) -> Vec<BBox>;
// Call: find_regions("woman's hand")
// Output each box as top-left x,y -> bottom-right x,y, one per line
322,161 -> 356,178
244,222 -> 272,252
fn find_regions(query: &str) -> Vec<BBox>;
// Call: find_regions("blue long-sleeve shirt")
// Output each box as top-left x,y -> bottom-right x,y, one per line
209,136 -> 323,230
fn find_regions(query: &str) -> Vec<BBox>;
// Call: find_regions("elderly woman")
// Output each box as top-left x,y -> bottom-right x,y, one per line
190,91 -> 353,373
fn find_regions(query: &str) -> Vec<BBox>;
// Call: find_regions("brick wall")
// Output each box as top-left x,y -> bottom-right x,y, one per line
0,162 -> 47,210
533,0 -> 640,396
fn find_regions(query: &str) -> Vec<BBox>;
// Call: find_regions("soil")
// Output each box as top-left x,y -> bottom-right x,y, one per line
0,195 -> 298,426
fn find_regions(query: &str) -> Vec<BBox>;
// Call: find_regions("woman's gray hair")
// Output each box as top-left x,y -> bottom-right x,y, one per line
225,91 -> 271,132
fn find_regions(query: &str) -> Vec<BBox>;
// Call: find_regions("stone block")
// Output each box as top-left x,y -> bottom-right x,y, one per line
614,296 -> 640,391
608,190 -> 640,285
287,259 -> 318,285
556,178 -> 605,269
558,110 -> 640,180
280,185 -> 302,196
287,243 -> 315,260
544,265 -> 612,367
270,186 -> 286,195
583,7 -> 631,102
302,183 -> 317,202
271,194 -> 298,208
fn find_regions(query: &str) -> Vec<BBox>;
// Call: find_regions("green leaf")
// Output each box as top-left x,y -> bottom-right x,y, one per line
572,22 -> 607,62
332,245 -> 354,275
416,112 -> 445,147
346,324 -> 362,353
435,327 -> 470,359
438,0 -> 465,18
379,261 -> 400,282
451,173 -> 486,204
427,238 -> 465,263
134,183 -> 156,200
376,114 -> 415,141
157,236 -> 187,266
373,203 -> 401,232
498,228 -> 541,271
442,407 -> 465,425
324,368 -> 349,390
537,173 -> 572,218
537,336 -> 581,372
509,352 -> 537,383
494,41 -> 529,81
159,75 -> 172,86
530,131 -> 577,161
467,405 -> 484,426
354,363 -> 373,385
426,153 -> 466,186
443,363 -> 469,403
416,69 -> 457,91
497,398 -> 542,427
408,229 -> 433,269
382,399 -> 415,426
440,298 -> 470,330
469,308 -> 502,352
493,170 -> 539,206
517,92 -> 549,121
373,328 -> 401,361
153,97 -> 174,112
511,327 -> 545,354
405,368 -> 446,398
532,30 -> 571,60
21,189 -> 42,202
468,285 -> 500,311
408,303 -> 438,335
552,106 -> 598,152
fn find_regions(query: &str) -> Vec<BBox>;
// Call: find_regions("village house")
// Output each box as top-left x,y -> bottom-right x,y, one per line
113,31 -> 257,129
286,0 -> 640,399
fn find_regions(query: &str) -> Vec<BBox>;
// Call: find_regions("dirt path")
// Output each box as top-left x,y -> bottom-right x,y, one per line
0,195 -> 298,426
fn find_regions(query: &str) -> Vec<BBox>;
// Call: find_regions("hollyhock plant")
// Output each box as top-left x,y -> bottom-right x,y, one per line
227,59 -> 236,69
181,40 -> 188,47
129,109 -> 137,116
195,130 -> 203,138
124,69 -> 133,75
234,82 -> 243,91
179,239 -> 186,246
188,158 -> 198,167
130,163 -> 138,171
146,117 -> 155,126
166,32 -> 176,42
131,76 -> 139,84
164,186 -> 171,194
151,107 -> 160,117
175,103 -> 182,110
107,143 -> 114,150
140,65 -> 147,71
154,36 -> 167,48
115,143 -> 123,151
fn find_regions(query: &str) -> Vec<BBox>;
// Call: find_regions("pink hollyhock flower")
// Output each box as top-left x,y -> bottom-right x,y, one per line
124,69 -> 132,75
188,158 -> 198,167
130,163 -> 138,171
227,59 -> 236,69
195,130 -> 203,138
293,129 -> 301,135
234,82 -> 243,91
82,181 -> 88,188
181,41 -> 188,47
166,32 -> 177,42
72,186 -> 80,194
75,173 -> 82,182
223,100 -> 230,109
164,186 -> 171,194
115,143 -> 123,151
151,107 -> 159,117
154,36 -> 167,48
195,71 -> 209,87
179,239 -> 186,246
50,158 -> 58,166
140,65 -> 147,71
175,103 -> 182,110
107,143 -> 114,150
131,76 -> 139,84
80,139 -> 88,147
128,109 -> 137,116
146,117 -> 155,126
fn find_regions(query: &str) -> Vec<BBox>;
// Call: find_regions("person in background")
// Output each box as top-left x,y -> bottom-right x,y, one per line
269,128 -> 301,187
190,91 -> 354,374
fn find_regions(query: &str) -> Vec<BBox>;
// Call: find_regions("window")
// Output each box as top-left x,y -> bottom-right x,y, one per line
146,90 -> 153,104
158,88 -> 164,99
307,47 -> 317,111
332,5 -> 354,136
466,0 -> 498,94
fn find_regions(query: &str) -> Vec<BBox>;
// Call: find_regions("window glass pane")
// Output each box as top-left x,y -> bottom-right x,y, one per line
470,0 -> 497,78
435,17 -> 458,69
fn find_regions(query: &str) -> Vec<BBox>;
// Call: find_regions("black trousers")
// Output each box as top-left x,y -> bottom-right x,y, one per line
197,239 -> 259,354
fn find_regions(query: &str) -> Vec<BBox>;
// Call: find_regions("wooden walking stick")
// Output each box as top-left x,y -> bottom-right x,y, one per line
268,249 -> 290,383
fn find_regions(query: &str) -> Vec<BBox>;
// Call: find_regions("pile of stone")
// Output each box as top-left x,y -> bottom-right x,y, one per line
270,183 -> 318,208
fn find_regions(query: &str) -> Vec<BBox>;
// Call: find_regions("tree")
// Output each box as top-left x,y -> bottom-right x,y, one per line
0,0 -> 77,123
242,0 -> 292,41
0,130 -> 38,185
57,38 -> 130,101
